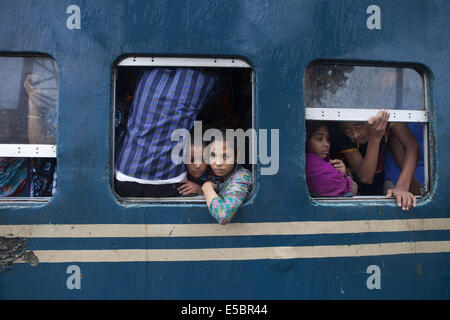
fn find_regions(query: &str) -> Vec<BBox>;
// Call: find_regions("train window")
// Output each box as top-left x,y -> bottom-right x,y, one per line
0,55 -> 57,200
112,57 -> 254,203
304,62 -> 430,204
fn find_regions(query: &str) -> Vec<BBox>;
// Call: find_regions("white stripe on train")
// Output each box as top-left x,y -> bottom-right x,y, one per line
18,241 -> 450,263
2,218 -> 450,238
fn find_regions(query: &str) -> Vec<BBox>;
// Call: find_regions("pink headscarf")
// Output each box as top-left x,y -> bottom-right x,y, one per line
306,152 -> 353,197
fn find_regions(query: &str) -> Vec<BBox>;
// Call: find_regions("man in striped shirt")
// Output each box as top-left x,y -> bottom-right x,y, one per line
114,67 -> 226,197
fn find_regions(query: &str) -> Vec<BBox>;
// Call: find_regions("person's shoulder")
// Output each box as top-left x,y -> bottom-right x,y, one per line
306,152 -> 323,161
306,152 -> 331,166
306,153 -> 336,176
306,152 -> 320,166
235,166 -> 251,176
231,166 -> 252,183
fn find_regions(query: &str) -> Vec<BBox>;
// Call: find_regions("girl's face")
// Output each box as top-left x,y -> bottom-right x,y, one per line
307,125 -> 330,159
209,141 -> 235,178
186,145 -> 207,178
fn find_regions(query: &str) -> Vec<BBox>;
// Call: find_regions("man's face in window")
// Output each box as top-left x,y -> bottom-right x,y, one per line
341,121 -> 369,144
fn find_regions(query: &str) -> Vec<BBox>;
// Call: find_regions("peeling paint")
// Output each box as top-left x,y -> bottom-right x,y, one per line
0,237 -> 39,272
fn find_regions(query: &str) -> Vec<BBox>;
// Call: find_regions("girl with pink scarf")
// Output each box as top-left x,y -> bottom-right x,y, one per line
306,121 -> 358,197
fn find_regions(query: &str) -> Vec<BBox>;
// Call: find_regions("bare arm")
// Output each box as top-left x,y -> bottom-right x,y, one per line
345,140 -> 380,184
385,123 -> 419,210
389,123 -> 419,192
202,181 -> 218,207
388,132 -> 422,195
24,74 -> 52,144
344,110 -> 390,184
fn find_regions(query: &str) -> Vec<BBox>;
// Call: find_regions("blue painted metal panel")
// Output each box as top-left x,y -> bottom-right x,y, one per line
2,255 -> 450,299
0,0 -> 449,299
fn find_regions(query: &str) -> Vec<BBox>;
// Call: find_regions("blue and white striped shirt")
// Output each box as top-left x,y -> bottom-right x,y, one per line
115,68 -> 224,182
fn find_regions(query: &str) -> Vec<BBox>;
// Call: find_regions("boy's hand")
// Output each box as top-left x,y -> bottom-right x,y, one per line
368,109 -> 390,142
330,159 -> 346,174
386,188 -> 416,211
178,180 -> 203,196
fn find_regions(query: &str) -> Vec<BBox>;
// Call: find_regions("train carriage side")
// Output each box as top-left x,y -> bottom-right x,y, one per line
0,0 -> 449,300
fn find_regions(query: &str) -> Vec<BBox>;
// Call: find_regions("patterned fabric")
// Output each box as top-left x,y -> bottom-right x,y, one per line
0,158 -> 27,196
0,158 -> 56,197
115,68 -> 226,181
208,166 -> 252,225
27,158 -> 56,197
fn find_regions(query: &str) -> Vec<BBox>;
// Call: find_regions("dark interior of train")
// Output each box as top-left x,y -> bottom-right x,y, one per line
113,66 -> 253,198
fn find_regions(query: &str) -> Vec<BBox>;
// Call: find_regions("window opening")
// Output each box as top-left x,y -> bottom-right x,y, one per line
304,62 -> 430,205
0,56 -> 57,200
112,57 -> 254,203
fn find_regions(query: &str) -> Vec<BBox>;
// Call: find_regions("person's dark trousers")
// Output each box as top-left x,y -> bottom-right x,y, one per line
114,179 -> 180,197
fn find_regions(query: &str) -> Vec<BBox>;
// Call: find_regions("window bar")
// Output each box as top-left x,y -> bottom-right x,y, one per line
305,108 -> 428,122
423,73 -> 430,193
0,144 -> 56,158
118,57 -> 250,68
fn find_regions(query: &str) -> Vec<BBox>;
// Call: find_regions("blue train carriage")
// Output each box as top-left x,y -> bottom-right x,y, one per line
0,0 -> 449,300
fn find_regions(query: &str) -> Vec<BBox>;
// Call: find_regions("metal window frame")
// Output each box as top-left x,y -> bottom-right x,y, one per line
305,64 -> 431,202
112,56 -> 255,203
305,108 -> 428,122
0,144 -> 56,158
422,73 -> 430,193
0,55 -> 58,158
0,55 -> 57,202
117,56 -> 250,68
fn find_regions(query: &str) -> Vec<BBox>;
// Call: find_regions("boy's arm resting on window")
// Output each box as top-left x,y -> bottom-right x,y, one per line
390,123 -> 419,192
388,133 -> 422,195
344,143 -> 379,184
386,123 -> 418,210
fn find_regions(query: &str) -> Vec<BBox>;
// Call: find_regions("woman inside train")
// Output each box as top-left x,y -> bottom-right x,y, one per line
305,120 -> 358,197
0,74 -> 56,197
201,130 -> 252,225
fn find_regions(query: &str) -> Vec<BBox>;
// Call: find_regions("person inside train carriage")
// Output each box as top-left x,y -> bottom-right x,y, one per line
305,121 -> 358,197
178,139 -> 208,195
177,137 -> 223,196
114,67 -> 229,198
331,109 -> 419,211
383,122 -> 425,196
201,129 -> 252,225
0,74 -> 56,197
176,80 -> 246,197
